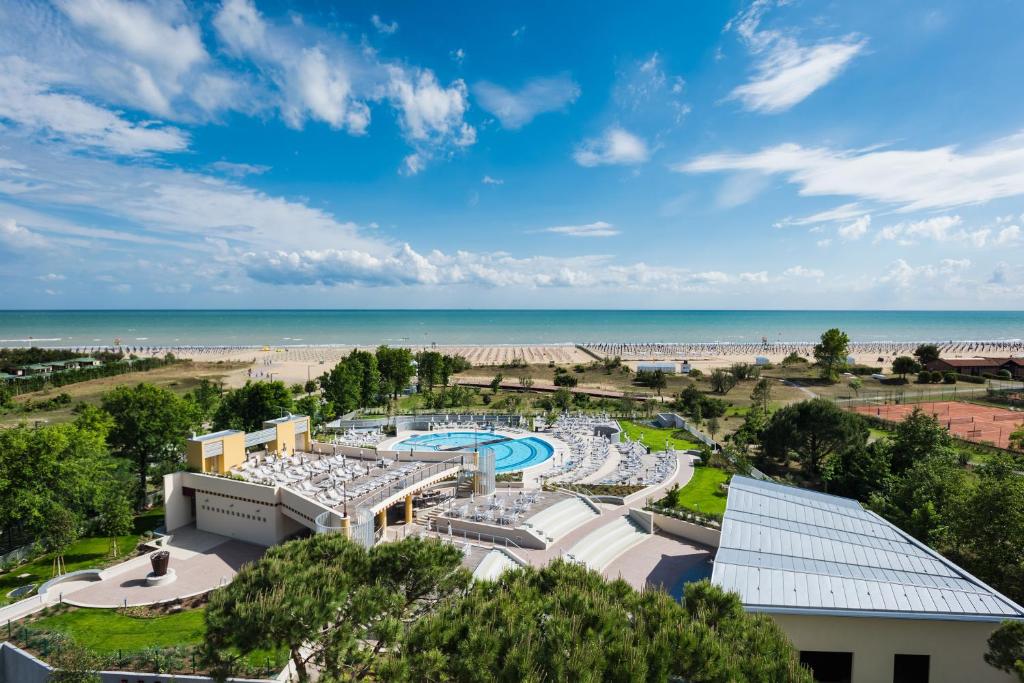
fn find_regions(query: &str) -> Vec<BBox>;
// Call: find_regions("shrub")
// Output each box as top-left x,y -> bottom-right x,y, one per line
958,373 -> 986,384
688,368 -> 703,379
929,370 -> 943,383
943,372 -> 957,384
917,370 -> 931,384
997,369 -> 1013,380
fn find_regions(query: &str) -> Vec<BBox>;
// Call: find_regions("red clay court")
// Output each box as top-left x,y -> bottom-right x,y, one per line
853,400 -> 1024,450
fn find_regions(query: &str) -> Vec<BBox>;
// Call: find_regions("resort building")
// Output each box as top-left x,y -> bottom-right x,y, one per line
713,476 -> 1024,683
926,357 -> 1024,379
185,414 -> 312,474
637,361 -> 679,374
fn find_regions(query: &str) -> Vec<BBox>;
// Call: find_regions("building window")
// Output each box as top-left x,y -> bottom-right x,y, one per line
893,654 -> 929,683
800,651 -> 852,683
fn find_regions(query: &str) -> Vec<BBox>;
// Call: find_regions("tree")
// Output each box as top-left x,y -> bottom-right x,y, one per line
760,399 -> 869,478
204,534 -> 469,682
986,621 -> 1024,682
295,395 -> 328,428
884,408 -> 957,474
553,387 -> 573,411
396,562 -> 812,682
709,368 -> 738,394
188,378 -> 223,422
102,383 -> 199,509
706,416 -> 720,440
872,449 -> 965,546
1011,424 -> 1024,451
490,372 -> 504,394
98,489 -> 134,558
214,381 -> 294,432
414,351 -> 442,393
914,343 -> 941,366
729,362 -> 760,380
847,376 -> 863,396
750,377 -> 773,414
0,417 -> 116,550
813,328 -> 850,382
891,355 -> 921,380
376,346 -> 415,401
820,440 -> 891,500
518,375 -> 534,390
45,503 -> 81,576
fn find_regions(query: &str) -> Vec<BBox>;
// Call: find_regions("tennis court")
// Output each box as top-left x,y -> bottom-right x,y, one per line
852,400 -> 1024,450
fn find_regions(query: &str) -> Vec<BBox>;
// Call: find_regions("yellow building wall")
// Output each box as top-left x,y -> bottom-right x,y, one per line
186,440 -> 204,471
296,417 -> 311,451
186,431 -> 246,475
770,613 -> 1015,683
268,421 -> 296,454
220,431 -> 246,472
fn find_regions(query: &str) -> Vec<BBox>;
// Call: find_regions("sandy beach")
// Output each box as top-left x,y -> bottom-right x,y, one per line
117,341 -> 1024,388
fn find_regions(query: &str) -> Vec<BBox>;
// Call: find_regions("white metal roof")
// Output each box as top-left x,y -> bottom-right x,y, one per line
712,475 -> 1024,621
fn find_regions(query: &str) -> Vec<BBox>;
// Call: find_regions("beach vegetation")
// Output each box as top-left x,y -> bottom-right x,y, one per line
760,399 -> 868,480
553,372 -> 578,387
709,368 -> 738,394
892,355 -> 921,380
813,328 -> 850,382
320,351 -> 379,414
635,368 -> 668,395
986,620 -> 1024,681
729,362 -> 760,380
781,351 -> 809,366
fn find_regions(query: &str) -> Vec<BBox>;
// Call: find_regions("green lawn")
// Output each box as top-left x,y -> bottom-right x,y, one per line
671,467 -> 730,517
618,420 -> 700,451
32,607 -> 204,652
0,507 -> 164,604
23,606 -> 284,671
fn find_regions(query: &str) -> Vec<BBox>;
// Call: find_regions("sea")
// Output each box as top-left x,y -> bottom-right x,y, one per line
0,310 -> 1022,348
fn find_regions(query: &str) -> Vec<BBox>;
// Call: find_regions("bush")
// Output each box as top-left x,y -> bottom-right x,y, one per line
930,370 -> 943,383
943,372 -> 957,384
781,352 -> 808,366
687,368 -> 703,379
997,369 -> 1013,380
848,365 -> 883,376
916,370 -> 931,384
958,373 -> 986,384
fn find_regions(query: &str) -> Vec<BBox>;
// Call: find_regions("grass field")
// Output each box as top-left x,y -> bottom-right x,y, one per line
0,507 -> 163,605
618,419 -> 700,451
22,606 -> 283,670
1,361 -> 245,428
670,467 -> 730,517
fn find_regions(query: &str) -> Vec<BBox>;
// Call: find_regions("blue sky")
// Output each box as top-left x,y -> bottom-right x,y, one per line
1,0 -> 1023,309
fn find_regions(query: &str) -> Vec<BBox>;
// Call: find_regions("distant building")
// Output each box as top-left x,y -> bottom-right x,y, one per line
927,358 -> 1024,379
714,476 -> 1024,683
637,362 -> 677,374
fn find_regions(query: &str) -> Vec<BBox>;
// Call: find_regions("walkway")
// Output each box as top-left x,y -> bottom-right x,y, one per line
64,527 -> 263,608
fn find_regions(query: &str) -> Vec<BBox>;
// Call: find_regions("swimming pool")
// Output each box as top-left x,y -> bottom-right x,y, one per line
394,431 -> 554,472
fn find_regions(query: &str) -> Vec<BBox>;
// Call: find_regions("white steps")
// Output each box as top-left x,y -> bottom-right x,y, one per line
522,498 -> 599,542
472,549 -> 519,582
567,516 -> 648,572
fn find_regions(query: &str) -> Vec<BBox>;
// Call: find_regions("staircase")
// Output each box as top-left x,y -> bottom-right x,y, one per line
522,498 -> 600,543
566,516 -> 648,572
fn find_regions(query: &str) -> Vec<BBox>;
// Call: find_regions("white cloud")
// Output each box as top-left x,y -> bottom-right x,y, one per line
370,14 -> 398,35
725,0 -> 866,113
739,271 -> 770,283
474,74 -> 579,129
871,215 -> 1008,247
482,175 -> 504,185
208,161 -> 271,177
880,258 -> 970,289
680,132 -> 1024,212
996,225 -> 1021,245
387,67 -> 472,144
451,48 -> 465,65
544,221 -> 619,238
783,265 -> 824,278
37,273 -> 66,281
0,57 -> 190,156
0,218 -> 49,249
837,215 -> 870,240
511,26 -> 526,39
774,202 -> 867,227
574,127 -> 650,167
816,239 -> 832,248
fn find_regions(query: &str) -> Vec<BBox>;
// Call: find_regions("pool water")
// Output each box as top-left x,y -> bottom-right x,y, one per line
394,431 -> 554,472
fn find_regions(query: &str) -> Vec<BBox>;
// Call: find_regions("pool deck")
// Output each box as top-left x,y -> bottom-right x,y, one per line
379,428 -> 567,476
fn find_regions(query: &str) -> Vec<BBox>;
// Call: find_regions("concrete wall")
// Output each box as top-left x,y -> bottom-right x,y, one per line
440,517 -> 548,550
164,471 -> 195,532
628,508 -> 655,534
181,472 -> 302,547
770,613 -> 1015,683
651,512 -> 721,548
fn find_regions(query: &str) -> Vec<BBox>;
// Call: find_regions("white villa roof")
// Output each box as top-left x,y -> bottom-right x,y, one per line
712,475 -> 1024,622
